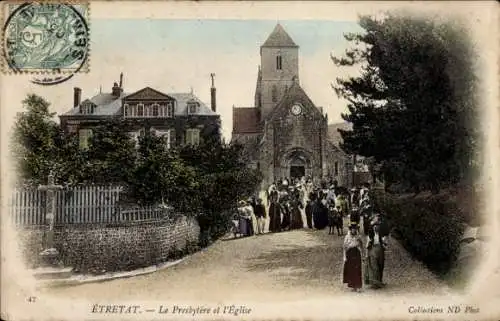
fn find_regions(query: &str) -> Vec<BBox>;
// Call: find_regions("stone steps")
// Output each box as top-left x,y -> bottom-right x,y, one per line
31,267 -> 74,280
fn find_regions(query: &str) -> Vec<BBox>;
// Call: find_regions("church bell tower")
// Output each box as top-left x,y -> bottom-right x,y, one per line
258,24 -> 299,120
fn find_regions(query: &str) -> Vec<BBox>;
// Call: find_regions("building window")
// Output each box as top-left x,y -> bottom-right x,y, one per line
124,103 -> 129,117
185,128 -> 200,146
151,103 -> 159,117
81,103 -> 95,114
166,102 -> 174,117
128,130 -> 141,148
154,128 -> 172,149
276,54 -> 282,70
67,125 -> 78,134
137,103 -> 144,117
272,85 -> 278,103
78,128 -> 92,150
334,161 -> 339,176
187,101 -> 198,115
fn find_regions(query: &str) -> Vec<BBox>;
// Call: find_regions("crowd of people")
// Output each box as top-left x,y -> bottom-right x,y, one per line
233,176 -> 391,291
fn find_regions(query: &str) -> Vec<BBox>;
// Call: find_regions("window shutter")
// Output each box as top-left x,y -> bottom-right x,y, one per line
193,129 -> 200,145
169,129 -> 175,148
186,129 -> 192,145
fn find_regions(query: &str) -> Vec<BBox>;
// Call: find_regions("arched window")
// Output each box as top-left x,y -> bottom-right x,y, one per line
166,102 -> 174,117
151,103 -> 159,117
137,103 -> 144,117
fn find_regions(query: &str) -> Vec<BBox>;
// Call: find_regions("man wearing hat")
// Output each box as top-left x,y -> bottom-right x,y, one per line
365,211 -> 388,289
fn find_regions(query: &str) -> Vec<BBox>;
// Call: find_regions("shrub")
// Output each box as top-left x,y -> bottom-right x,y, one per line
373,190 -> 466,275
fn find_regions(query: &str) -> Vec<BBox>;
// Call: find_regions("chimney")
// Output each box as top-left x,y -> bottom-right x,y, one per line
119,72 -> 123,88
112,81 -> 121,97
210,73 -> 216,113
74,87 -> 81,108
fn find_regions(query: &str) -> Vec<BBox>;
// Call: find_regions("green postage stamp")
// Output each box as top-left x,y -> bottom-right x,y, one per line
1,1 -> 90,74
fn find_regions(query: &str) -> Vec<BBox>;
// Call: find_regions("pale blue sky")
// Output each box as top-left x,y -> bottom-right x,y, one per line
92,19 -> 363,56
5,19 -> 365,140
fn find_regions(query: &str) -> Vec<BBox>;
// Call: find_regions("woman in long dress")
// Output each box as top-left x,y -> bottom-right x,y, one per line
237,201 -> 251,236
281,199 -> 291,231
343,223 -> 364,291
268,191 -> 282,233
289,192 -> 304,229
313,195 -> 329,230
365,222 -> 387,289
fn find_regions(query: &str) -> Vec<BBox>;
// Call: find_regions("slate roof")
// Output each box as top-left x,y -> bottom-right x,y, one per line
261,24 -> 298,48
169,93 -> 216,116
61,90 -> 217,117
232,107 -> 261,134
62,92 -> 127,116
328,122 -> 352,147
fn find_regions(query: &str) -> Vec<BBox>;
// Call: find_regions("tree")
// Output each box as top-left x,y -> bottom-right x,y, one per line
85,120 -> 137,184
128,129 -> 199,209
11,94 -> 60,185
332,14 -> 479,193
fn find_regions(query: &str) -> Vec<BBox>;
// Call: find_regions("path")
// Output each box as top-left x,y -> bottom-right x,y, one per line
41,219 -> 449,301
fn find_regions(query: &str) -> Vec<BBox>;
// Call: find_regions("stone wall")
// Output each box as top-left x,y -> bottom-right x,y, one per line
15,215 -> 200,274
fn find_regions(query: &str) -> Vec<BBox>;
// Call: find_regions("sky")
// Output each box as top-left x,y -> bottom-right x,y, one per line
2,18 -> 363,140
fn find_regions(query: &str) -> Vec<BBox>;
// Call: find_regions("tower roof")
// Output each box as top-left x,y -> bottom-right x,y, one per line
261,23 -> 298,48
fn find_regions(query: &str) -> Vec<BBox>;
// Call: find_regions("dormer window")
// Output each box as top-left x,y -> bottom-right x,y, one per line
137,103 -> 144,117
80,102 -> 95,114
187,101 -> 199,115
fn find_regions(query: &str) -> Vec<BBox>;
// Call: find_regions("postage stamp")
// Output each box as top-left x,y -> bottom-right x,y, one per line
1,1 -> 90,75
0,1 -> 498,321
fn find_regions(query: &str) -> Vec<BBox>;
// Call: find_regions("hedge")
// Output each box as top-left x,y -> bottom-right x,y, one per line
373,190 -> 466,275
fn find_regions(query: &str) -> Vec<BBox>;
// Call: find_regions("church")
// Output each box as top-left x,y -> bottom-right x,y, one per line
231,24 -> 354,188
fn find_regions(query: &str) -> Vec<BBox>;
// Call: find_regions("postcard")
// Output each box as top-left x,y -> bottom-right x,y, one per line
1,1 -> 499,320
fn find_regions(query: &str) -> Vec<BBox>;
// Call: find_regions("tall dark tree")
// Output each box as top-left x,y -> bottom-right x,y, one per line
332,14 -> 479,193
11,94 -> 61,185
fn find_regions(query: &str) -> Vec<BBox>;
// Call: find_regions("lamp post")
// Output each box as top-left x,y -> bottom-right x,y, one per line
38,171 -> 63,266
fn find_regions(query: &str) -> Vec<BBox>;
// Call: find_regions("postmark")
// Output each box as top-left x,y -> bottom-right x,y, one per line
1,1 -> 90,81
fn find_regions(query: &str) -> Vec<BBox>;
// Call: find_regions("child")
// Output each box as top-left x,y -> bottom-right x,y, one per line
328,205 -> 337,235
334,206 -> 344,236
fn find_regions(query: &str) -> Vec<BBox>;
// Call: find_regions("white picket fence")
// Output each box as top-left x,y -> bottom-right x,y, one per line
8,185 -> 167,225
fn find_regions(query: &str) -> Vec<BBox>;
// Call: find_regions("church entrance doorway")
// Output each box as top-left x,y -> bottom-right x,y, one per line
285,148 -> 311,181
290,166 -> 305,180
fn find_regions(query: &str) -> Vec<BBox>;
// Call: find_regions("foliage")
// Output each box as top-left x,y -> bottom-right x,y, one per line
128,130 -> 200,209
11,94 -> 61,185
85,120 -> 138,184
12,93 -> 262,246
332,14 -> 480,193
179,139 -> 262,243
373,189 -> 465,275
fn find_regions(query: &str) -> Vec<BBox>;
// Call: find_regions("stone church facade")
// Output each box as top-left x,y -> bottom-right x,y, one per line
231,24 -> 354,188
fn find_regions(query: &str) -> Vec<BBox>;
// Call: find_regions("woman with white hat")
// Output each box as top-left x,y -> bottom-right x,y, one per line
343,222 -> 364,291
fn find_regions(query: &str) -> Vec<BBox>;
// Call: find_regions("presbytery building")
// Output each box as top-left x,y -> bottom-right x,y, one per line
231,23 -> 354,188
59,73 -> 220,149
